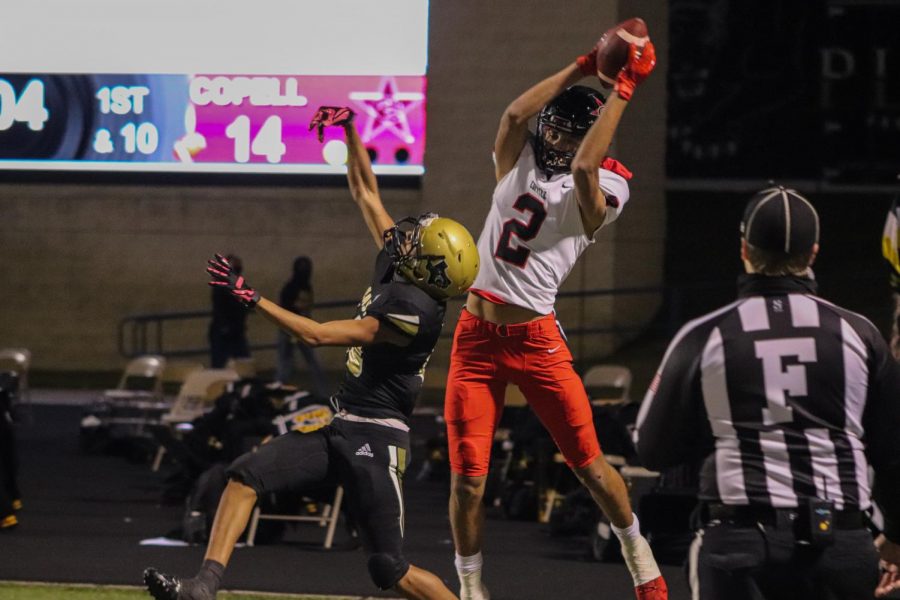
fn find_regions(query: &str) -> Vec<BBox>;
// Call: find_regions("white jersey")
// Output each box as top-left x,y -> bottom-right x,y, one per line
470,140 -> 630,314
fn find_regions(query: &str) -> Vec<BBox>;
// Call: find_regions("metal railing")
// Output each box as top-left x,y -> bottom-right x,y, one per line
118,283 -> 730,360
118,299 -> 360,359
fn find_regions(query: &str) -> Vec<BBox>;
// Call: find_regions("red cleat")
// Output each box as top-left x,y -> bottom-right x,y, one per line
635,575 -> 668,600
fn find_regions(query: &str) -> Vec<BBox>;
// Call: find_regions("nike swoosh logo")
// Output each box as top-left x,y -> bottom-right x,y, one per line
562,183 -> 574,189
547,345 -> 561,354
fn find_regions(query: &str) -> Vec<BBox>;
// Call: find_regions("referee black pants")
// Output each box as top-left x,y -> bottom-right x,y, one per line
688,520 -> 879,600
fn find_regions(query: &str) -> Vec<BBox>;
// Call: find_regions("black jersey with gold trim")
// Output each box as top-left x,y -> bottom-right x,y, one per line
334,250 -> 446,421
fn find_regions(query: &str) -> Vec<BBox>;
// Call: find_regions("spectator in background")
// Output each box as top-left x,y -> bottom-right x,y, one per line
0,371 -> 21,531
276,256 -> 328,397
882,198 -> 900,360
208,254 -> 250,368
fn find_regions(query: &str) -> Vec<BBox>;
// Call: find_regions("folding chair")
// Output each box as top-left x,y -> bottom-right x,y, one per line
245,485 -> 345,549
151,368 -> 240,471
160,361 -> 204,397
102,355 -> 167,408
583,364 -> 633,406
225,357 -> 257,379
160,369 -> 240,425
0,348 -> 31,406
82,355 -> 169,437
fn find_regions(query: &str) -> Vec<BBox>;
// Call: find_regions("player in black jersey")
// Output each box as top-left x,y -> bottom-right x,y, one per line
144,106 -> 479,600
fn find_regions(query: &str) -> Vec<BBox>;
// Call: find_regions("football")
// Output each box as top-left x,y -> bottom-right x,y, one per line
593,18 -> 650,88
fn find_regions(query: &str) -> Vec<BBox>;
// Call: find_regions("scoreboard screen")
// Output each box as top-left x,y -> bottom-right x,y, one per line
0,0 -> 429,175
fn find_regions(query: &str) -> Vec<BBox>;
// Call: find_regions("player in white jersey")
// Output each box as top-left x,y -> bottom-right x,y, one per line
472,113 -> 631,314
444,39 -> 667,600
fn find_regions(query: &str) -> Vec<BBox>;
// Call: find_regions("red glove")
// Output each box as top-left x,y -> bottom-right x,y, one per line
308,106 -> 355,143
576,45 -> 599,77
614,41 -> 656,101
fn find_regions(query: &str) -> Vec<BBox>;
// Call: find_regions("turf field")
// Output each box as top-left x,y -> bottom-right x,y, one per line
0,582 -> 389,600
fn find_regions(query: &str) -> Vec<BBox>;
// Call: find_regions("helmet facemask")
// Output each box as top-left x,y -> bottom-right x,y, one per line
535,85 -> 605,177
383,213 -> 439,265
536,118 -> 584,175
384,213 -> 451,295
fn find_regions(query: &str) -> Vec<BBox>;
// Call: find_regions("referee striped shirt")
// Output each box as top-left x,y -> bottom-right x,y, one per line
635,275 -> 900,528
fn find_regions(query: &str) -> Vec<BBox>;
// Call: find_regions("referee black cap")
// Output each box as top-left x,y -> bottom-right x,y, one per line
741,186 -> 819,254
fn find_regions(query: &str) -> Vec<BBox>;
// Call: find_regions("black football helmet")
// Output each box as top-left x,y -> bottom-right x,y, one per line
535,85 -> 605,176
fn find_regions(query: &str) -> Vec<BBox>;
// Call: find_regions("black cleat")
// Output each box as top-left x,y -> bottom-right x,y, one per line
144,567 -> 216,600
144,568 -> 180,600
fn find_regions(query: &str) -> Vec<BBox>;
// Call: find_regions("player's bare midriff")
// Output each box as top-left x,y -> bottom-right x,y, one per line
465,292 -> 545,325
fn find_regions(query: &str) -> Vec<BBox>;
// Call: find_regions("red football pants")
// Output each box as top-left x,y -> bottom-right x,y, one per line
444,309 -> 601,477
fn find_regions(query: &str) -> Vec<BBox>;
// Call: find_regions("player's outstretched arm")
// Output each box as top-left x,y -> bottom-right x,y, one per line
256,298 -> 411,347
310,106 -> 394,249
255,297 -> 399,347
495,63 -> 582,182
571,42 -> 655,234
344,120 -> 395,248
206,253 -> 406,347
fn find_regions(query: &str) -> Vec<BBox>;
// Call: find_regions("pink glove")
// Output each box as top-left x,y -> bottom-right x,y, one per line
308,106 -> 355,143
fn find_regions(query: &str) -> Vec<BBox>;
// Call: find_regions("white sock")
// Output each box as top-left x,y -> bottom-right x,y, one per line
611,513 -> 642,547
455,551 -> 483,574
455,552 -> 485,598
611,514 -> 661,586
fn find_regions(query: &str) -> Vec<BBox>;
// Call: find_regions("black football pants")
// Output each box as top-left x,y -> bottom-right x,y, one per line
227,416 -> 411,586
687,520 -> 879,600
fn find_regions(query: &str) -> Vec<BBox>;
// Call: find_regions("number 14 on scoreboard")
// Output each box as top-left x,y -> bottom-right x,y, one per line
225,115 -> 286,163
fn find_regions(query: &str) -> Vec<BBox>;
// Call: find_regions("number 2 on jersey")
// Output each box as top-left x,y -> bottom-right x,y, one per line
495,193 -> 548,267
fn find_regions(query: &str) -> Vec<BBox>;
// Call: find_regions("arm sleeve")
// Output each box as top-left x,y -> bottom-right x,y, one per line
633,323 -> 709,471
365,288 -> 425,340
862,333 -> 900,542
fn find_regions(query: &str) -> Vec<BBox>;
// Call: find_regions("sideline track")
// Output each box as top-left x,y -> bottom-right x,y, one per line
0,581 -> 399,599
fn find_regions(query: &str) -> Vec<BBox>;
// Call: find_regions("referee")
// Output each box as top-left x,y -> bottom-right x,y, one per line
634,186 -> 900,599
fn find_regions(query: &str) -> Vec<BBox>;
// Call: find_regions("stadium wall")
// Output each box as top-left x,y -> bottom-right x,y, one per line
0,0 -> 668,376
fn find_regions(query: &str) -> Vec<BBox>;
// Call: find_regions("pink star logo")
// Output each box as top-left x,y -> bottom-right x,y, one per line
349,77 -> 424,144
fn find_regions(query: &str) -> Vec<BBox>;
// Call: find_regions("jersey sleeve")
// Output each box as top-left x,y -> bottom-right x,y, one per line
633,320 -> 712,470
365,286 -> 429,340
598,169 -> 630,227
559,168 -> 631,242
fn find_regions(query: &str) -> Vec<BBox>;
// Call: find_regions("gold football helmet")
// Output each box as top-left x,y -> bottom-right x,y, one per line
384,213 -> 480,300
